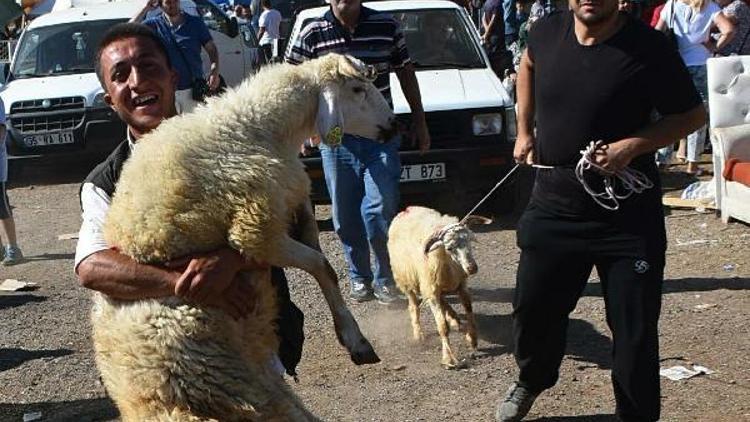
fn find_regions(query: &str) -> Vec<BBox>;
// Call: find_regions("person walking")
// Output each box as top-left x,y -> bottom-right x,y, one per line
132,0 -> 221,113
257,0 -> 282,62
495,0 -> 707,420
655,0 -> 735,174
0,97 -> 23,266
285,0 -> 430,305
77,22 -> 304,377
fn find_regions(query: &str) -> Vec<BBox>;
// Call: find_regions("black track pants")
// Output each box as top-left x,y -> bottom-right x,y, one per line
513,203 -> 665,422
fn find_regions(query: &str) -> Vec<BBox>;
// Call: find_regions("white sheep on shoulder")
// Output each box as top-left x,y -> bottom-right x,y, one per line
94,53 -> 397,421
388,206 -> 491,369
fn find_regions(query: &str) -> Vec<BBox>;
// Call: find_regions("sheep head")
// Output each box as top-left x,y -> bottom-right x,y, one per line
314,54 -> 397,146
423,216 -> 492,276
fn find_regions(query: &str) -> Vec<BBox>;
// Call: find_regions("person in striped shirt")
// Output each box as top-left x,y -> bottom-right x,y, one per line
286,0 -> 430,305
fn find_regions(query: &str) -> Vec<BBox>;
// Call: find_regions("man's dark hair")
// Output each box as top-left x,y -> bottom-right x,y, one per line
95,22 -> 172,89
261,0 -> 272,9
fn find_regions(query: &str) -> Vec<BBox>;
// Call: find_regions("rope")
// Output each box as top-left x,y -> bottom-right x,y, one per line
574,140 -> 654,211
459,164 -> 519,223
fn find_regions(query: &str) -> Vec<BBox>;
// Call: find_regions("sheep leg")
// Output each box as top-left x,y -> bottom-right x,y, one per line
440,296 -> 462,331
293,199 -> 321,252
456,285 -> 478,351
406,291 -> 424,341
427,297 -> 459,369
271,235 -> 380,365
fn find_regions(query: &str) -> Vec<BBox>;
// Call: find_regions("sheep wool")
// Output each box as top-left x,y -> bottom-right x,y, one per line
94,53 -> 390,421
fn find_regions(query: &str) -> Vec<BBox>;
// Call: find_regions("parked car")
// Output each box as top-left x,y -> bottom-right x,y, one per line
290,0 -> 527,214
0,0 -> 261,166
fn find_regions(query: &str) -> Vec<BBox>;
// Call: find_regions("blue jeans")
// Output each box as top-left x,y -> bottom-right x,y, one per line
319,134 -> 401,290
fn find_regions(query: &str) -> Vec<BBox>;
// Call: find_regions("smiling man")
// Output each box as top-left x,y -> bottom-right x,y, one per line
75,23 -> 305,378
496,0 -> 706,420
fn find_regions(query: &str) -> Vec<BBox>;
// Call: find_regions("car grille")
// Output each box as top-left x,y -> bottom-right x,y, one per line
9,96 -> 85,134
397,110 -> 475,150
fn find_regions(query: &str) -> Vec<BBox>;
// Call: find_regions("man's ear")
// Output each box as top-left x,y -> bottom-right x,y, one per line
104,92 -> 114,109
316,84 -> 344,146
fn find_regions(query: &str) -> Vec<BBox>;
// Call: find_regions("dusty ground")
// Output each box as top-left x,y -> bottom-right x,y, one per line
0,161 -> 748,422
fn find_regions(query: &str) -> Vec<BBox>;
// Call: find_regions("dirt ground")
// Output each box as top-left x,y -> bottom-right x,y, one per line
0,161 -> 748,422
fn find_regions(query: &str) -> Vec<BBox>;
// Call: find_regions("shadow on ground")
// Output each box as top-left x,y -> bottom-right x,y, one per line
0,398 -> 118,422
474,312 -> 613,369
0,348 -> 74,372
0,294 -> 47,311
24,253 -> 76,263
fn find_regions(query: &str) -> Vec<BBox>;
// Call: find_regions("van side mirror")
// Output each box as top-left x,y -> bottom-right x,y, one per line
228,16 -> 239,38
2,63 -> 9,83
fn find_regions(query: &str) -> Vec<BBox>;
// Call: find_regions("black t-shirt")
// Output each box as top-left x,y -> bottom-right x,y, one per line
527,11 -> 702,218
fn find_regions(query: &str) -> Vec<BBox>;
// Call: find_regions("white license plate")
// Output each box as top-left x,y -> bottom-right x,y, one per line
400,162 -> 446,182
23,131 -> 75,147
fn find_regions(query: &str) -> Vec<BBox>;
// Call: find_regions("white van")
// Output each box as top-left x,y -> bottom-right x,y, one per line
0,0 -> 260,162
291,1 -> 525,213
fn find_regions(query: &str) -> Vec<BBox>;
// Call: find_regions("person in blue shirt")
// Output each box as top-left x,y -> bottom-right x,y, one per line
132,0 -> 220,113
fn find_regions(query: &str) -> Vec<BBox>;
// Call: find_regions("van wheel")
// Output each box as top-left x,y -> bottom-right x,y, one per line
7,159 -> 24,182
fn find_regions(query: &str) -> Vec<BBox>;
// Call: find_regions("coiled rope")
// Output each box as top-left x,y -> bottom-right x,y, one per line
570,140 -> 653,211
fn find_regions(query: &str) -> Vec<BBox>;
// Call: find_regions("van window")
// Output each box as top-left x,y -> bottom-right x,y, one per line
10,19 -> 125,79
391,9 -> 484,70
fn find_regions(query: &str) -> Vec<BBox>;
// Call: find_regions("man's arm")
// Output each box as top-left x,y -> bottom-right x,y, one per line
75,184 -> 258,318
395,64 -> 430,153
77,250 -> 178,299
203,40 -> 221,91
513,49 -> 535,164
131,0 -> 155,23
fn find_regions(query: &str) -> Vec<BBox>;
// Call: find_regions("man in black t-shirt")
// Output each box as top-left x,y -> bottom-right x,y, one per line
495,1 -> 706,421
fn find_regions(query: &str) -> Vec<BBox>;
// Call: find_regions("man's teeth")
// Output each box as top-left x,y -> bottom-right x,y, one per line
133,94 -> 157,106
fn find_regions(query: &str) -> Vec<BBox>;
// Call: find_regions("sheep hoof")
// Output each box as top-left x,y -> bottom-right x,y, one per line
442,358 -> 469,370
349,338 -> 381,365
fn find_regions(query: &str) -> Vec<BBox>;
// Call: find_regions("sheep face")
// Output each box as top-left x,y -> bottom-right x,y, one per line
426,226 -> 479,276
316,56 -> 397,145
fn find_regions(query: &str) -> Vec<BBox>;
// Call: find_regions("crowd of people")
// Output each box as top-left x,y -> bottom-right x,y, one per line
0,0 -> 745,419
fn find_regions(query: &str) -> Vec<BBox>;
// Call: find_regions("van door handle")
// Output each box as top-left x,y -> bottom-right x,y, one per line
231,51 -> 242,54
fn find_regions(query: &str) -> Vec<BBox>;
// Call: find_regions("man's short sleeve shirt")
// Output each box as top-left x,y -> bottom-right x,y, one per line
526,12 -> 702,215
145,13 -> 213,90
284,6 -> 410,106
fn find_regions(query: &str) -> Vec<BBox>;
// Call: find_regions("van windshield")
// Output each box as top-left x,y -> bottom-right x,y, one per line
391,9 -> 485,70
11,19 -> 126,79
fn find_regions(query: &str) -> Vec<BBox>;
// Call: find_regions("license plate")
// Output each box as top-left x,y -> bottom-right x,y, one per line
23,131 -> 75,147
400,162 -> 446,182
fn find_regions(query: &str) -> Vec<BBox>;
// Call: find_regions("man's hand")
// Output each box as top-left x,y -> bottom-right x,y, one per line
166,248 -> 266,319
513,133 -> 536,165
208,68 -> 221,92
592,140 -> 637,175
411,115 -> 431,154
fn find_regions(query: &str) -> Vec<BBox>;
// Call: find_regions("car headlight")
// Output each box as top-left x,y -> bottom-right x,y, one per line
472,113 -> 502,136
92,92 -> 107,107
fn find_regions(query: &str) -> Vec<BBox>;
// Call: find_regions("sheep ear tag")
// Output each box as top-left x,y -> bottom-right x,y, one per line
317,85 -> 344,147
325,126 -> 343,146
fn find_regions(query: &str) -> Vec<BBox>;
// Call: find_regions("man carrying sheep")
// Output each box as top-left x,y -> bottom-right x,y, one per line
495,0 -> 707,420
75,23 -> 304,377
285,0 -> 431,305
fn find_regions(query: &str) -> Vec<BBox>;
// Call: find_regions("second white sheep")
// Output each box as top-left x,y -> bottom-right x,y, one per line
388,206 -> 491,368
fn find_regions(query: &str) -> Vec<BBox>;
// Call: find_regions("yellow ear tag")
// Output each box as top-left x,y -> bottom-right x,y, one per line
326,126 -> 343,146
